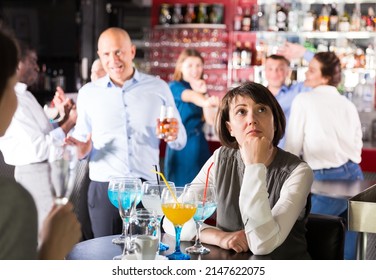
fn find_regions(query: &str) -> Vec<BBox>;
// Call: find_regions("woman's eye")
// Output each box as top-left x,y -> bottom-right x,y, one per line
257,106 -> 267,113
235,108 -> 246,115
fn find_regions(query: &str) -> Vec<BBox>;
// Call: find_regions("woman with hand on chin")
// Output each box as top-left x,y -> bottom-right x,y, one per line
165,82 -> 313,259
164,48 -> 219,187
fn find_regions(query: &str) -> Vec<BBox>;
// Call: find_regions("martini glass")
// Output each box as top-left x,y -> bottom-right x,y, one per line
142,180 -> 173,251
161,186 -> 197,260
107,177 -> 141,245
184,182 -> 217,254
112,177 -> 141,260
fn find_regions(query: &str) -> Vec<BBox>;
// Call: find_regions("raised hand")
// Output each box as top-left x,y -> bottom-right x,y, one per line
64,134 -> 92,159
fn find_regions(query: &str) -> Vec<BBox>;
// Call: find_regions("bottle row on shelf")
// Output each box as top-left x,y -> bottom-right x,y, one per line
29,64 -> 66,92
230,38 -> 376,70
233,2 -> 376,33
159,2 -> 224,26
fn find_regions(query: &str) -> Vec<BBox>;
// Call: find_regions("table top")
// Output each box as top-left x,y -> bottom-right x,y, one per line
66,234 -> 269,260
311,180 -> 376,199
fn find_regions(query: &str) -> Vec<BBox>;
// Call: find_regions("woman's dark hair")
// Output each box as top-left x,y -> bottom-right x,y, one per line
173,48 -> 204,81
313,52 -> 341,87
0,28 -> 19,100
216,81 -> 286,148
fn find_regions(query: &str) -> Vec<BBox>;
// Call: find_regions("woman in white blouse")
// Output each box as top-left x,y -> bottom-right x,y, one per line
284,52 -> 363,260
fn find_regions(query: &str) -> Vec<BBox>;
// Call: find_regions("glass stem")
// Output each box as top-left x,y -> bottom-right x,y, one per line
122,217 -> 130,255
194,221 -> 203,247
121,221 -> 126,237
156,217 -> 162,243
174,225 -> 183,254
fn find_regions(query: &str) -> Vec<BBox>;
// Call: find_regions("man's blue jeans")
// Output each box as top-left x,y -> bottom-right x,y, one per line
311,161 -> 363,260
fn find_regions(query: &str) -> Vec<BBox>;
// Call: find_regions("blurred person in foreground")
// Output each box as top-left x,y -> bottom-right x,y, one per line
164,82 -> 314,259
164,48 -> 219,186
0,39 -> 77,230
0,28 -> 81,260
65,27 -> 187,237
284,51 -> 363,260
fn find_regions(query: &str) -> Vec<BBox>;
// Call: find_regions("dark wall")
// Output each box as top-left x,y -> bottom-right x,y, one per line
0,0 -> 151,103
0,0 -> 80,98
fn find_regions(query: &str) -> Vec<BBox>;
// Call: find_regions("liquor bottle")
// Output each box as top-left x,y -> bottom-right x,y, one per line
329,4 -> 339,31
254,41 -> 266,66
350,4 -> 361,31
366,7 -> 376,31
233,6 -> 243,31
250,6 -> 259,31
197,3 -> 209,24
232,42 -> 242,68
241,7 -> 251,31
38,64 -> 47,91
171,3 -> 183,24
353,73 -> 375,112
257,5 -> 267,31
184,3 -> 196,24
56,69 -> 66,90
276,3 -> 288,31
338,11 -> 350,32
318,4 -> 329,32
240,42 -> 252,67
159,4 -> 172,25
268,3 -> 278,31
354,48 -> 366,68
366,44 -> 376,69
288,1 -> 299,32
303,10 -> 316,31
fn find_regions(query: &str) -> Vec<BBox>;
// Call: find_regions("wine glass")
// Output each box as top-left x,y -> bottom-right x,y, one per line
48,143 -> 78,205
161,186 -> 197,260
112,177 -> 141,260
184,183 -> 217,255
141,180 -> 173,251
107,177 -> 141,244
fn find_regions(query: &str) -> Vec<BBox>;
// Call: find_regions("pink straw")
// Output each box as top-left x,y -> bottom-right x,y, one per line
203,162 -> 214,206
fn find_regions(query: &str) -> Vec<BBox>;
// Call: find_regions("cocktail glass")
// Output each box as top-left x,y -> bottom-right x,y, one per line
142,180 -> 174,251
108,177 -> 141,250
184,183 -> 217,254
161,186 -> 197,260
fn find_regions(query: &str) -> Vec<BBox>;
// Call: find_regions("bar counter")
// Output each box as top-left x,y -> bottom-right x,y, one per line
66,233 -> 269,260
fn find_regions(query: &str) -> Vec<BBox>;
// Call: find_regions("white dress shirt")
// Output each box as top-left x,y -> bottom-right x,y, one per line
72,69 -> 187,182
0,82 -> 65,165
284,85 -> 362,170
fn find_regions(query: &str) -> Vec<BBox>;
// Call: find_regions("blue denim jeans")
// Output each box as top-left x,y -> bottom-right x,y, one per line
311,161 -> 363,260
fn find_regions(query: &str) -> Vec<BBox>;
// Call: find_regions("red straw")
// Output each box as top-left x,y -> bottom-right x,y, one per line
203,162 -> 214,205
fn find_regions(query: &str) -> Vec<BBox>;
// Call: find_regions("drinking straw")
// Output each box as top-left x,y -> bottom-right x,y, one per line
151,169 -> 178,203
203,162 -> 214,206
154,165 -> 160,185
153,165 -> 161,198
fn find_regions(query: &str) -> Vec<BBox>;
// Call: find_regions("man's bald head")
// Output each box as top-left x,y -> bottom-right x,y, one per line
97,27 -> 136,86
97,27 -> 132,50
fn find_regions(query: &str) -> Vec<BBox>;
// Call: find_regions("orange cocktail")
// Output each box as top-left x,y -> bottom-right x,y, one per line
161,186 -> 197,260
162,203 -> 197,225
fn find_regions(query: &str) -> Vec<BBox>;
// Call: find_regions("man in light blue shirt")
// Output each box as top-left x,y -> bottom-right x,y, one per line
265,48 -> 314,148
66,27 -> 187,237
